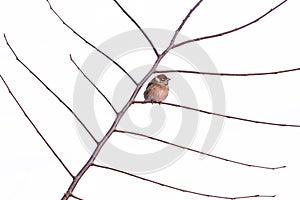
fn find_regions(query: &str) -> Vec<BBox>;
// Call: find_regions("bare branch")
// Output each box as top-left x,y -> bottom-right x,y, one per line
115,129 -> 286,170
92,164 -> 276,199
169,0 -> 204,47
112,0 -> 159,57
45,0 -> 138,85
173,0 -> 288,49
69,54 -> 118,114
155,67 -> 300,77
133,101 -> 300,128
3,34 -> 98,143
0,75 -> 74,178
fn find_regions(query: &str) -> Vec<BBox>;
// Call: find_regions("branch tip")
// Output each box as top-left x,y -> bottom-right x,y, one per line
70,54 -> 118,114
115,129 -> 286,170
134,101 -> 300,128
92,164 -> 276,199
0,75 -> 74,178
173,0 -> 288,49
46,0 -> 137,85
155,67 -> 300,77
4,33 -> 98,143
113,0 -> 159,57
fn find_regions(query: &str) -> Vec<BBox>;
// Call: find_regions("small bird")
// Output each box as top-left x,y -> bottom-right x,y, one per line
144,74 -> 171,103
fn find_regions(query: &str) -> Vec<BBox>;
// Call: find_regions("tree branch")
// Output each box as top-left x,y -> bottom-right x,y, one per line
3,34 -> 98,143
169,0 -> 204,47
0,75 -> 74,178
155,66 -> 300,77
172,0 -> 288,49
92,164 -> 275,199
112,0 -> 159,57
115,129 -> 285,170
133,101 -> 300,128
69,54 -> 118,114
45,0 -> 137,85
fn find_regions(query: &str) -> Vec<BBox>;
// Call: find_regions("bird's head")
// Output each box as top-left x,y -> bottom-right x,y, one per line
153,74 -> 171,86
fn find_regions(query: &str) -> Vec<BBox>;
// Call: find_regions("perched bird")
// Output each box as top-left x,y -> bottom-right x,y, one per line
144,74 -> 171,103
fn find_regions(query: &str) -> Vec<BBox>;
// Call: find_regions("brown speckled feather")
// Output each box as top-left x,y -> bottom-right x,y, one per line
144,83 -> 169,102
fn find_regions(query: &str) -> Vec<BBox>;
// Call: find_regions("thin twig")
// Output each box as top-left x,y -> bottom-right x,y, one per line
133,101 -> 300,128
69,54 -> 118,114
115,129 -> 286,170
3,34 -> 98,143
45,0 -> 137,85
155,67 -> 300,77
0,75 -> 74,178
112,0 -> 159,57
169,0 -> 204,47
173,0 -> 288,49
92,164 -> 275,199
70,194 -> 83,200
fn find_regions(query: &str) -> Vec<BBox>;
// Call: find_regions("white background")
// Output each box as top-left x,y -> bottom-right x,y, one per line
1,0 -> 300,199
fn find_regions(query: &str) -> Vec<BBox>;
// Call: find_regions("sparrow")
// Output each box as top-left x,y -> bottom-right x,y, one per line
143,74 -> 171,103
